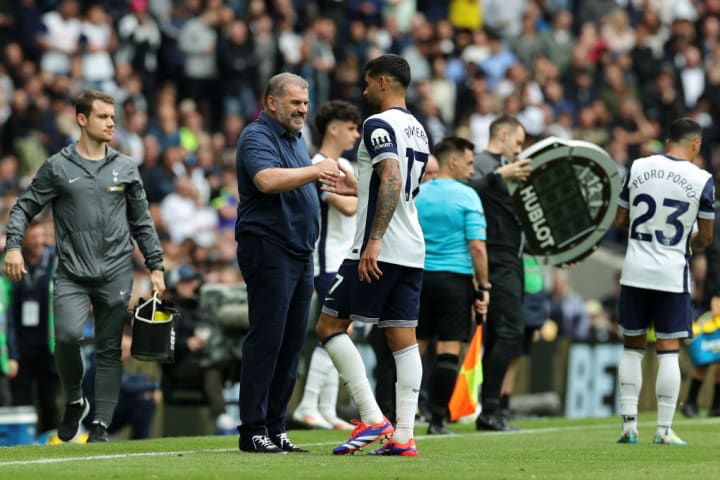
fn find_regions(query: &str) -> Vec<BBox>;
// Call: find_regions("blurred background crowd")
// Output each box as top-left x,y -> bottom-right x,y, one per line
2,0 -> 720,436
2,0 -> 720,271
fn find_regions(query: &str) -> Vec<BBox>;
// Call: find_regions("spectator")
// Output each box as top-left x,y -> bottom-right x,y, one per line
7,220 -> 60,435
217,19 -> 259,121
601,8 -> 636,56
428,55 -> 456,127
540,9 -> 575,77
178,5 -> 220,126
482,0 -> 525,38
467,91 -> 497,153
36,0 -> 82,78
549,269 -> 590,341
510,9 -> 545,71
479,27 -> 518,92
143,145 -> 183,204
80,3 -> 117,92
306,16 -> 337,110
115,0 -> 162,99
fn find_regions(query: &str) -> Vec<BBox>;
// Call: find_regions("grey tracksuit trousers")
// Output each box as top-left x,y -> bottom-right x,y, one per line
53,266 -> 134,426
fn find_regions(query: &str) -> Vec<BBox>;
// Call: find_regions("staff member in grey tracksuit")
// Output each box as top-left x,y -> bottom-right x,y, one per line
2,90 -> 165,443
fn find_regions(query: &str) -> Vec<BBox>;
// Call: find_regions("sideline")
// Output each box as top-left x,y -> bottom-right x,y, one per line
2,418 -> 718,467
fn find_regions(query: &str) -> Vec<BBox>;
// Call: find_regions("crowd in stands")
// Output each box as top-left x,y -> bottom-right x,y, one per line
2,0 -> 720,433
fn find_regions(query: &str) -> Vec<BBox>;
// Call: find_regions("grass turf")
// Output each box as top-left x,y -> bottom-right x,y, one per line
1,414 -> 719,479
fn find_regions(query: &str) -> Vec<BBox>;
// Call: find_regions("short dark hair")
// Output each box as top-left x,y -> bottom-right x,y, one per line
432,136 -> 475,165
667,117 -> 702,144
315,100 -> 361,137
364,54 -> 411,89
488,114 -> 524,140
75,90 -> 115,118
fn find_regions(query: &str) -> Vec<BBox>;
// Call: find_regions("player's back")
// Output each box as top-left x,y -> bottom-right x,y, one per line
619,154 -> 714,293
350,107 -> 429,269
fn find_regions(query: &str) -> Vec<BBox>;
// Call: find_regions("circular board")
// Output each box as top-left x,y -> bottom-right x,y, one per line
506,136 -> 622,266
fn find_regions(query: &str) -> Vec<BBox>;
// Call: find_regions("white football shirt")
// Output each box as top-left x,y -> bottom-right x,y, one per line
348,107 -> 429,268
312,154 -> 357,276
618,154 -> 714,293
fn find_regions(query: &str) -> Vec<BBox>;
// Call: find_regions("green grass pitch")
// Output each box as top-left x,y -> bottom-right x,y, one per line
1,414 -> 719,479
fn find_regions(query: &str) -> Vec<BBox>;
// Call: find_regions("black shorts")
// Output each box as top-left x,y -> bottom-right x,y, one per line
521,327 -> 538,355
417,271 -> 474,342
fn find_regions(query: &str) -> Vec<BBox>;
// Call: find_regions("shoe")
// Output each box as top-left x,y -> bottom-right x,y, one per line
321,414 -> 354,431
500,408 -> 516,420
332,417 -> 394,455
239,434 -> 287,453
292,407 -> 333,429
653,430 -> 687,446
367,438 -> 418,457
87,422 -> 109,443
680,402 -> 699,418
427,423 -> 455,435
58,398 -> 90,442
272,432 -> 308,452
616,429 -> 638,444
475,412 -> 517,431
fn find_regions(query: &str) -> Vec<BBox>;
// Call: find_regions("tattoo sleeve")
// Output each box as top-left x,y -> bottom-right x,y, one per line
369,158 -> 402,240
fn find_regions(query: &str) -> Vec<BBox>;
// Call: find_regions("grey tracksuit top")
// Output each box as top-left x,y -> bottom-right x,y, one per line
5,144 -> 163,283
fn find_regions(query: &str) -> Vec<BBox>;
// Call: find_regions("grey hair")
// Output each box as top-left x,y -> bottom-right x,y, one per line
264,73 -> 309,105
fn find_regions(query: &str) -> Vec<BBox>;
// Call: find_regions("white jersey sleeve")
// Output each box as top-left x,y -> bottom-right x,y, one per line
312,154 -> 357,276
348,108 -> 429,268
619,154 -> 715,293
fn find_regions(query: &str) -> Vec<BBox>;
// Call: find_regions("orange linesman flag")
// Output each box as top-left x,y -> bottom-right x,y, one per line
448,325 -> 483,421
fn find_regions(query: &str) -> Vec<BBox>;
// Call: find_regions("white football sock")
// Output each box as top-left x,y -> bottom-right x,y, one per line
318,362 -> 341,421
619,348 -> 644,432
656,350 -> 680,436
297,346 -> 334,412
324,333 -> 383,425
393,344 -> 422,444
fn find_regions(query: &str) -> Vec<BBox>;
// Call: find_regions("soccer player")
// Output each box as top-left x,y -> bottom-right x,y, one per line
615,117 -> 714,446
315,54 -> 430,456
293,100 -> 360,431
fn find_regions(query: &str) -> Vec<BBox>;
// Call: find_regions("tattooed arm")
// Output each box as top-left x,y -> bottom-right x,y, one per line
358,158 -> 402,283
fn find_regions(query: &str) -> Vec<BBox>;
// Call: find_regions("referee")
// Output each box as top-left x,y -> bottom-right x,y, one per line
416,136 -> 490,435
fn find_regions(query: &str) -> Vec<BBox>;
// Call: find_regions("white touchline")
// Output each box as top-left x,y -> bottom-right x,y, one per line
2,418 -> 718,467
